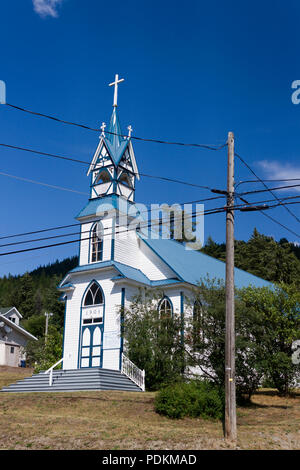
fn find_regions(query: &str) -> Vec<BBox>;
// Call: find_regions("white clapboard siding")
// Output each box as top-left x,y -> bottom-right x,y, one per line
62,269 -> 122,370
114,230 -> 175,280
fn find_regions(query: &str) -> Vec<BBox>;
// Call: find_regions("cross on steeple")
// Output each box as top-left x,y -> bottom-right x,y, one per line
109,74 -> 125,107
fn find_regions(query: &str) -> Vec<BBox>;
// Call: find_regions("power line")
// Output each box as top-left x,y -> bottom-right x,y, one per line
0,170 -> 89,196
0,141 -> 218,191
4,103 -> 227,150
235,178 -> 300,189
0,206 -> 228,257
235,152 -> 300,224
238,183 -> 300,196
2,195 -> 300,255
0,195 -> 226,247
235,194 -> 300,239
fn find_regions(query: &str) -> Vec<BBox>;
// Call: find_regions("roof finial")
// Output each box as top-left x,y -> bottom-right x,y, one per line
100,122 -> 106,137
127,125 -> 133,138
108,74 -> 125,107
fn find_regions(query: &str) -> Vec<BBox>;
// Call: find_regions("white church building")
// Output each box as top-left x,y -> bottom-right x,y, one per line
1,76 -> 271,393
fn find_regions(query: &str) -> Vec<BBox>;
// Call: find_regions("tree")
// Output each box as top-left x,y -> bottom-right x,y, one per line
186,278 -> 266,401
122,289 -> 186,390
25,325 -> 63,373
238,283 -> 300,395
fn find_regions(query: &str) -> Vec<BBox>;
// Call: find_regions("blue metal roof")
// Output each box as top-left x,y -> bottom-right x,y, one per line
59,259 -> 181,288
76,195 -> 136,219
104,107 -> 130,166
137,232 -> 273,289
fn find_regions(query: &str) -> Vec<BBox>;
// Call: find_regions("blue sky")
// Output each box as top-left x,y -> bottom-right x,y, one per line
1,0 -> 300,276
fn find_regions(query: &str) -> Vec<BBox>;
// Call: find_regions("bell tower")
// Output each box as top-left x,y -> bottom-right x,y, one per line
87,75 -> 139,202
77,75 -> 140,267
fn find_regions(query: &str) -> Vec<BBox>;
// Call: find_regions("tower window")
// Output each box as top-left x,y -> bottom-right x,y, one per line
91,223 -> 103,263
119,172 -> 132,188
84,282 -> 103,307
95,170 -> 111,185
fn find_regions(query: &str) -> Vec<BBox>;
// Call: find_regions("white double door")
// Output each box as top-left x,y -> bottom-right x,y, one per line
80,324 -> 103,368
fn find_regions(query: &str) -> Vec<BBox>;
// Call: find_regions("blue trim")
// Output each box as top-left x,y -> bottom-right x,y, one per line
77,280 -> 105,369
180,291 -> 184,345
119,287 -> 125,370
111,217 -> 115,260
61,296 -> 67,369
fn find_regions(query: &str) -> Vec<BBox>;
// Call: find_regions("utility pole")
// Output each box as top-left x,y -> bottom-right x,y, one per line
44,312 -> 53,344
225,131 -> 237,442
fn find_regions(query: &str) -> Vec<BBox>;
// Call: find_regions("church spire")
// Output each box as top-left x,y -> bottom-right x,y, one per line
86,74 -> 139,201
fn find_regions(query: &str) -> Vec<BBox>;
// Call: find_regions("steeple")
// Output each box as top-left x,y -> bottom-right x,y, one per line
86,75 -> 139,201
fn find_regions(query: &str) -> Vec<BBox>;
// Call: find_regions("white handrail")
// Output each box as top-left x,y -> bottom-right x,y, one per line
44,357 -> 64,386
121,353 -> 145,391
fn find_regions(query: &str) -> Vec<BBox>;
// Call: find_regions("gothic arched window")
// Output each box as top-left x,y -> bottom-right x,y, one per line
158,297 -> 172,318
91,222 -> 103,263
95,169 -> 110,185
83,282 -> 103,307
119,172 -> 132,188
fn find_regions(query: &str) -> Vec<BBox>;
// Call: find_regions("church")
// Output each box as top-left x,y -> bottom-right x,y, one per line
1,76 -> 271,393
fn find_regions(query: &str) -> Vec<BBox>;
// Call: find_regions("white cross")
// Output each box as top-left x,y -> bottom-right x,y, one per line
100,122 -> 106,136
109,74 -> 125,107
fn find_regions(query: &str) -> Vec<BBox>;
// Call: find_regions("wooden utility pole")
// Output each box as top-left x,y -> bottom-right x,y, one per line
225,131 -> 237,442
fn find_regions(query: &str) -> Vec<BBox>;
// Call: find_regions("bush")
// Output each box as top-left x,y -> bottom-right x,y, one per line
154,380 -> 224,420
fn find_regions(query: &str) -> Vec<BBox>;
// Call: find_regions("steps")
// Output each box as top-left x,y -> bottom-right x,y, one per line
1,368 -> 142,393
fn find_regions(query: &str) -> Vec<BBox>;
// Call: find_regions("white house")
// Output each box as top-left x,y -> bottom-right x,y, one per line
0,307 -> 37,367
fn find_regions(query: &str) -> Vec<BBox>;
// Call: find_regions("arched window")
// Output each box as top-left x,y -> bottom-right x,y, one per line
95,170 -> 111,185
119,172 -> 132,188
91,222 -> 103,263
158,297 -> 172,318
83,282 -> 103,307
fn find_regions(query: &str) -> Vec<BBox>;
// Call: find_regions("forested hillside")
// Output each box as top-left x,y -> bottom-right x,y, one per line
202,229 -> 300,285
0,228 -> 299,339
0,256 -> 78,336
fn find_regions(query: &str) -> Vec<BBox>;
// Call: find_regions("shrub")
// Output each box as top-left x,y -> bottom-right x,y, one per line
154,380 -> 224,420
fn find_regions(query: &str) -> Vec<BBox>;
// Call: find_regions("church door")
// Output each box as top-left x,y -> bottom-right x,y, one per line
80,281 -> 104,368
80,324 -> 103,368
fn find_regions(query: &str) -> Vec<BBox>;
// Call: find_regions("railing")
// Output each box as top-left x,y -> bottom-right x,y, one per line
121,353 -> 145,391
44,357 -> 64,386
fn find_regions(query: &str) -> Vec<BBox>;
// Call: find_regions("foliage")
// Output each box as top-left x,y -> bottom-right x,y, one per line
186,278 -> 267,400
25,326 -> 63,373
122,289 -> 186,390
238,283 -> 300,395
187,279 -> 300,398
201,229 -> 300,285
154,380 -> 224,420
0,256 -> 77,336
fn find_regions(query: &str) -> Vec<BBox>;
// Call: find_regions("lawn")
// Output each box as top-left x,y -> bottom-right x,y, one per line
0,366 -> 299,450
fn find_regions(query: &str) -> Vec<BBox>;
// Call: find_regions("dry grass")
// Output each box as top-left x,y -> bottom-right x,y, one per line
0,366 -> 299,450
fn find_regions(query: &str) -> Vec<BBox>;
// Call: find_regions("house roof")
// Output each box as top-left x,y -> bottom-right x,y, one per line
0,314 -> 37,341
59,260 -> 182,289
137,232 -> 273,289
0,307 -> 22,318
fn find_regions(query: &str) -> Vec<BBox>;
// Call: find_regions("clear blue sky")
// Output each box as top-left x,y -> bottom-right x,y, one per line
1,0 -> 300,276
